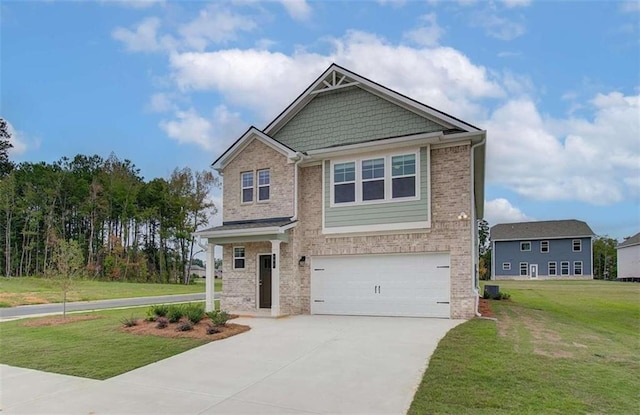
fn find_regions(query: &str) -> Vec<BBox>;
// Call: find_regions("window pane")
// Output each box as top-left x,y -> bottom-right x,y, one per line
335,183 -> 355,203
334,162 -> 355,183
234,247 -> 244,258
362,158 -> 384,180
242,188 -> 253,203
362,180 -> 384,201
242,172 -> 253,187
258,170 -> 270,185
392,176 -> 416,198
259,186 -> 269,201
234,258 -> 245,269
392,154 -> 416,176
520,263 -> 528,275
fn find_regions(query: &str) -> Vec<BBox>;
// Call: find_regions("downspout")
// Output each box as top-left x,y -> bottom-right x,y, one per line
470,136 -> 486,317
291,152 -> 305,221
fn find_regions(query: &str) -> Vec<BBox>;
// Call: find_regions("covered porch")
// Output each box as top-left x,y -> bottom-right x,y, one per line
196,219 -> 297,317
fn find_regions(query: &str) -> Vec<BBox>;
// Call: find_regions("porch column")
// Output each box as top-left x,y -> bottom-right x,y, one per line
270,240 -> 281,317
205,242 -> 215,312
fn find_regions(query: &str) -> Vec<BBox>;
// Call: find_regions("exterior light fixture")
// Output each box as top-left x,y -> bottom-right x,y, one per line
299,256 -> 306,266
458,212 -> 469,220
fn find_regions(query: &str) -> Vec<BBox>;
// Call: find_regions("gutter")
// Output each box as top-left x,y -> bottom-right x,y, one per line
470,135 -> 486,317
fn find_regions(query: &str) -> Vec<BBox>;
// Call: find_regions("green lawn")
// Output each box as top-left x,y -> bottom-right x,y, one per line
0,277 -> 221,307
409,280 -> 640,415
0,306 -> 209,379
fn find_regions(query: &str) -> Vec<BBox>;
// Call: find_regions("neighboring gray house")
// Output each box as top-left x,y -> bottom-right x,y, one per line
617,232 -> 640,279
491,220 -> 594,280
187,264 -> 206,279
196,64 -> 487,319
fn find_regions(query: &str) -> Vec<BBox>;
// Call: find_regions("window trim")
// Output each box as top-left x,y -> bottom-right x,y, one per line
241,171 -> 254,204
361,157 -> 385,201
540,240 -> 549,253
502,262 -> 511,271
257,169 -> 270,202
233,246 -> 246,270
329,149 -> 421,207
572,239 -> 582,252
548,261 -> 557,276
520,241 -> 532,252
520,262 -> 528,276
560,261 -> 570,276
574,261 -> 583,275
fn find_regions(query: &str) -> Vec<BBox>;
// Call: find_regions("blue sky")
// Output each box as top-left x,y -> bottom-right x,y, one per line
2,0 -> 639,241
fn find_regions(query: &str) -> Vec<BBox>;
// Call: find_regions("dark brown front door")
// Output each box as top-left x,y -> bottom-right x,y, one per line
259,255 -> 272,308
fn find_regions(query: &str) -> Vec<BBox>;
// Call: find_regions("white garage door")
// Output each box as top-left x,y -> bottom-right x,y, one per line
310,253 -> 450,318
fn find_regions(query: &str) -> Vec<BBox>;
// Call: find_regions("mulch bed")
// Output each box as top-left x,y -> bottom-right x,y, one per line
121,317 -> 250,341
478,297 -> 496,318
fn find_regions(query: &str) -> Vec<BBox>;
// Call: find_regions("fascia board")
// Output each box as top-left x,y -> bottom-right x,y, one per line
212,128 -> 296,172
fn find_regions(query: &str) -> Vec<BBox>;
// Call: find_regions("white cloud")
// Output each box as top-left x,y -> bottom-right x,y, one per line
473,12 -> 526,40
112,17 -> 175,52
501,0 -> 531,8
403,13 -> 444,47
159,106 -> 245,151
146,92 -> 175,113
620,1 -> 640,13
178,4 -> 257,50
278,0 -> 312,21
102,0 -> 164,9
168,30 -> 503,122
377,0 -> 407,7
485,198 -> 532,225
4,120 -> 32,156
486,92 -> 640,205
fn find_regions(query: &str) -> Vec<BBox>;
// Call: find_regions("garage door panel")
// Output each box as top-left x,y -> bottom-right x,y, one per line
311,253 -> 450,318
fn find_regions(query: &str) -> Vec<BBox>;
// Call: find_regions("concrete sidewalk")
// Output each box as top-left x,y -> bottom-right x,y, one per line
1,315 -> 463,414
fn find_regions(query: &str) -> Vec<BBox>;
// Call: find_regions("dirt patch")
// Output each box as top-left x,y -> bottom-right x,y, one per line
22,315 -> 103,327
121,318 -> 250,341
478,297 -> 495,318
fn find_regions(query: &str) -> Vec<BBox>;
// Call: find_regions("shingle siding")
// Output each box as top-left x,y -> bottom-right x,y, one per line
273,87 -> 445,151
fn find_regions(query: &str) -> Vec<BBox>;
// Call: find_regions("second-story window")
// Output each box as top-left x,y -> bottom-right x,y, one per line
540,240 -> 549,253
334,162 -> 356,203
572,239 -> 582,252
520,241 -> 531,251
362,158 -> 385,201
241,171 -> 254,203
258,169 -> 270,201
391,154 -> 416,198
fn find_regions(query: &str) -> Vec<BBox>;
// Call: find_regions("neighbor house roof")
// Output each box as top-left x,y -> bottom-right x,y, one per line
617,231 -> 640,249
490,220 -> 595,241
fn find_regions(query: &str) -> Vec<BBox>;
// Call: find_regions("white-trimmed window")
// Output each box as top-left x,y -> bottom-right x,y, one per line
241,172 -> 254,203
548,262 -> 557,276
520,241 -> 531,251
331,151 -> 420,205
572,239 -> 582,252
391,154 -> 416,199
561,261 -> 570,276
258,169 -> 270,202
502,262 -> 511,271
362,158 -> 385,201
520,262 -> 528,276
334,162 -> 356,203
541,240 -> 549,253
233,247 -> 246,269
574,261 -> 583,275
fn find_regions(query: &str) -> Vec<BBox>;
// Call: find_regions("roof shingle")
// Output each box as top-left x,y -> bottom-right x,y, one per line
490,219 -> 594,241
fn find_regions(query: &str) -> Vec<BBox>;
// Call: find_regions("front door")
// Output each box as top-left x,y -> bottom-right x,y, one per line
530,264 -> 538,279
259,255 -> 272,308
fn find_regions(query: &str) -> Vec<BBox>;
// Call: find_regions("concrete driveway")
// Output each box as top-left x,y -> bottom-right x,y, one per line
1,315 -> 463,414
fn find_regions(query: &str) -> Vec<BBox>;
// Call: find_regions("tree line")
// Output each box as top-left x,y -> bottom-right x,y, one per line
0,118 -> 218,283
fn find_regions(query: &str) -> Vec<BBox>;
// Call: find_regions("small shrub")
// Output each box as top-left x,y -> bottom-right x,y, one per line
167,305 -> 184,323
184,303 -> 205,324
206,310 -> 230,326
176,321 -> 193,332
145,308 -> 157,322
155,317 -> 169,329
482,290 -> 492,299
120,315 -> 138,327
497,291 -> 511,300
206,324 -> 220,335
152,304 -> 169,317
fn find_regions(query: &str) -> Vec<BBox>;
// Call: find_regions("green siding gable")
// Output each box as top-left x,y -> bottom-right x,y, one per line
324,147 -> 429,228
273,87 -> 445,152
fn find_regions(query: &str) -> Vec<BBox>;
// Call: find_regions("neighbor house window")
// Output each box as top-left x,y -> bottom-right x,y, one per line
258,169 -> 270,201
572,239 -> 582,252
574,261 -> 583,275
520,262 -> 528,276
548,262 -> 557,276
233,247 -> 246,269
362,158 -> 385,201
502,262 -> 511,271
391,154 -> 416,198
561,261 -> 570,276
241,172 -> 254,203
520,241 -> 531,251
541,240 -> 549,253
334,162 -> 356,203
